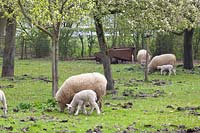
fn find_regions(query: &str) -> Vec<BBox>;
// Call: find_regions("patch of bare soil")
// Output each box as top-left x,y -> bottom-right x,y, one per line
176,106 -> 200,116
122,89 -> 165,98
166,105 -> 200,116
0,84 -> 14,89
86,125 -> 103,133
152,79 -> 170,86
3,126 -> 13,131
160,124 -> 200,133
118,78 -> 170,87
115,122 -> 200,133
104,102 -> 133,110
15,74 -> 52,83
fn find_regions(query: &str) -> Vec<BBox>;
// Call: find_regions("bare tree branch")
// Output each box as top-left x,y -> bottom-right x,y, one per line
171,30 -> 184,36
18,22 -> 30,36
60,0 -> 69,14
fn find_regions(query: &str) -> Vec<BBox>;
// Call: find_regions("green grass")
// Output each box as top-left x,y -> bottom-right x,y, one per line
0,58 -> 200,132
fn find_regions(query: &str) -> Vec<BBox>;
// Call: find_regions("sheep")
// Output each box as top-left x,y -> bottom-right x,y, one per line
55,72 -> 107,112
148,54 -> 176,73
66,90 -> 100,115
157,64 -> 176,76
0,90 -> 7,116
136,49 -> 151,66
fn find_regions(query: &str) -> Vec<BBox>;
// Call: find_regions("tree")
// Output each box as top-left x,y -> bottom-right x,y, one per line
18,0 -> 92,96
92,0 -> 123,90
169,1 -> 200,69
94,14 -> 114,90
0,1 -> 18,78
122,0 -> 163,81
2,13 -> 16,77
156,0 -> 200,69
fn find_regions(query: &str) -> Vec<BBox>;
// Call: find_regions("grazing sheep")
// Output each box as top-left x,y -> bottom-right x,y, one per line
0,90 -> 7,116
157,64 -> 176,76
55,72 -> 107,112
137,49 -> 151,66
66,90 -> 100,115
148,54 -> 176,73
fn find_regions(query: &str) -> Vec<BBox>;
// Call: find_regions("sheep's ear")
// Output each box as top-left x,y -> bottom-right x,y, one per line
66,104 -> 72,109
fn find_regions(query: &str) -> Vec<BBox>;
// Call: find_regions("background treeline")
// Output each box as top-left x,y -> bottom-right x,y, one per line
1,14 -> 200,61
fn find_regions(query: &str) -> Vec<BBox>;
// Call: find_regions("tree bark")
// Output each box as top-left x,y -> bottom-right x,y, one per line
0,12 -> 6,56
2,18 -> 16,77
52,35 -> 59,97
144,37 -> 150,82
94,15 -> 114,90
87,31 -> 94,57
79,33 -> 84,57
183,28 -> 194,69
20,36 -> 24,59
0,12 -> 6,36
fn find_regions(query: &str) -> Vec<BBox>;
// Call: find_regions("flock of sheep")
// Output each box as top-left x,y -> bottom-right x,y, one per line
0,50 -> 177,116
137,49 -> 176,75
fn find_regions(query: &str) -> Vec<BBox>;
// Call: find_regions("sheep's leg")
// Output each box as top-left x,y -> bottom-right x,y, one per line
88,106 -> 95,115
173,69 -> 176,75
89,102 -> 100,115
82,104 -> 87,115
94,102 -> 100,115
97,97 -> 102,111
169,70 -> 172,76
160,70 -> 163,75
1,101 -> 7,116
74,101 -> 83,116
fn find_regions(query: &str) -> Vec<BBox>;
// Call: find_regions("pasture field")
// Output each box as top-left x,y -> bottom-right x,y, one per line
0,58 -> 200,132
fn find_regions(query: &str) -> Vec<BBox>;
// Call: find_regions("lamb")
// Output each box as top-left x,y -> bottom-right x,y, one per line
148,54 -> 176,73
55,72 -> 107,112
66,90 -> 100,115
136,49 -> 151,66
0,90 -> 7,116
157,64 -> 176,76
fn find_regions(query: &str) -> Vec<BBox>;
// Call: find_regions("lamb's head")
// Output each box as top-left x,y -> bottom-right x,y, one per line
66,104 -> 75,114
55,88 -> 73,112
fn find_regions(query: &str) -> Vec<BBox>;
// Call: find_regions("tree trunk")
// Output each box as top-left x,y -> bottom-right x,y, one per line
87,31 -> 94,57
183,28 -> 194,69
94,15 -> 114,90
0,12 -> 6,56
25,40 -> 27,59
2,18 -> 16,77
21,36 -> 24,59
79,34 -> 84,57
141,32 -> 145,49
52,35 -> 59,97
144,38 -> 150,82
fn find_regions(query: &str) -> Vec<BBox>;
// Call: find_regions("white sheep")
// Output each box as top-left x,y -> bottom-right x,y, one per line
157,64 -> 176,76
66,90 -> 100,115
0,90 -> 7,116
55,72 -> 107,112
148,54 -> 176,73
137,49 -> 151,66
